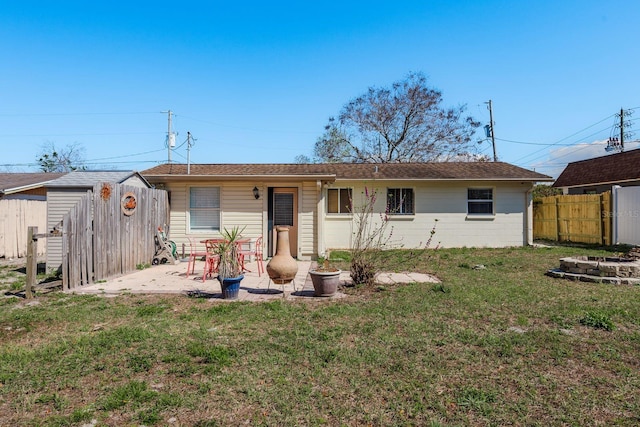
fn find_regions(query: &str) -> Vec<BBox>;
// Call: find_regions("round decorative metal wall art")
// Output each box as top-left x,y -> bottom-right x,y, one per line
121,192 -> 137,216
100,183 -> 112,200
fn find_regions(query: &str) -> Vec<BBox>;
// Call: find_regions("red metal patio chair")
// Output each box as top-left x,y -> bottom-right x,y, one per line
186,237 -> 207,279
202,239 -> 222,282
239,235 -> 264,276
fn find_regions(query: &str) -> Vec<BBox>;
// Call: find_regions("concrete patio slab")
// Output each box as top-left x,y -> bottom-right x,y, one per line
66,259 -> 438,301
375,272 -> 439,285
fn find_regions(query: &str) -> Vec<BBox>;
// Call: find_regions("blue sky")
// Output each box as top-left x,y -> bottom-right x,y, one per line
1,1 -> 639,178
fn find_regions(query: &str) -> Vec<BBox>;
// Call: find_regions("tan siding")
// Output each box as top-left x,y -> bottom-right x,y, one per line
46,189 -> 91,271
165,183 -> 189,249
221,183 -> 263,235
165,183 -> 265,254
121,175 -> 149,188
299,181 -> 317,259
160,181 -> 319,260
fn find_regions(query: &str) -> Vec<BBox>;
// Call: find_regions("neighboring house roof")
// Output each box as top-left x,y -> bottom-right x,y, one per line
553,149 -> 640,188
45,171 -> 151,188
0,172 -> 66,197
142,162 -> 551,182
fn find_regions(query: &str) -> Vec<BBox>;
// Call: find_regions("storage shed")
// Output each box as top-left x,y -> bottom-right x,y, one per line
45,171 -> 151,271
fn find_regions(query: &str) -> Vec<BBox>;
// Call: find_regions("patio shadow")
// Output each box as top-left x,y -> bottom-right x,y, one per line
244,286 -> 281,295
185,290 -> 222,299
291,289 -> 316,298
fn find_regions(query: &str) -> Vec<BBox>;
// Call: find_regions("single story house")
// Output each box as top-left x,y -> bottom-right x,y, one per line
553,148 -> 640,194
0,172 -> 66,200
141,162 -> 551,260
0,173 -> 66,258
45,170 -> 151,271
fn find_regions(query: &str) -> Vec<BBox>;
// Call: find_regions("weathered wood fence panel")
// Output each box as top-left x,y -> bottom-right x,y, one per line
533,192 -> 611,245
61,183 -> 169,290
0,199 -> 47,258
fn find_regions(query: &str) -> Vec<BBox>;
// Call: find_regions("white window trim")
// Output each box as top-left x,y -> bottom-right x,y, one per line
326,187 -> 353,215
387,187 -> 415,216
188,186 -> 221,232
466,187 -> 495,219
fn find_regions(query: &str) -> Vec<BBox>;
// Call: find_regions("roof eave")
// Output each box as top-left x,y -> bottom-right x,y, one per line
3,182 -> 54,194
335,177 -> 553,182
555,177 -> 640,188
144,174 -> 551,182
143,173 -> 338,183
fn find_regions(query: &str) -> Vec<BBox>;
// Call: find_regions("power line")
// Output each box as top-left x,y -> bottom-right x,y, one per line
0,111 -> 162,117
0,131 -> 162,138
0,159 -> 163,168
0,148 -> 167,169
516,125 -> 614,167
86,148 -> 167,162
176,114 -> 319,134
511,114 -> 616,165
495,137 -> 574,147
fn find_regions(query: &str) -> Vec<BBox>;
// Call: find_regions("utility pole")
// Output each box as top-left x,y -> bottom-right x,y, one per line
606,108 -> 633,153
187,131 -> 192,175
620,107 -> 625,152
486,100 -> 497,161
165,110 -> 175,163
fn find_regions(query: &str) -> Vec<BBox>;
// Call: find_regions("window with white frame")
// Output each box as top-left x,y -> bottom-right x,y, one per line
327,188 -> 352,213
387,188 -> 414,215
467,188 -> 494,214
189,187 -> 221,231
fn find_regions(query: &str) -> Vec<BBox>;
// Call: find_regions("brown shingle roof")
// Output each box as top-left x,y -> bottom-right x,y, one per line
553,149 -> 640,188
142,162 -> 550,182
0,173 -> 66,195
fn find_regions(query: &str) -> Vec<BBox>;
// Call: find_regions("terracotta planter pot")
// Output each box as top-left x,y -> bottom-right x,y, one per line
266,226 -> 298,284
309,269 -> 341,297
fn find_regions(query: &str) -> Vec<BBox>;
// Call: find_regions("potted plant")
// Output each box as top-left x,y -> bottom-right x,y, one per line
214,226 -> 245,299
309,256 -> 341,297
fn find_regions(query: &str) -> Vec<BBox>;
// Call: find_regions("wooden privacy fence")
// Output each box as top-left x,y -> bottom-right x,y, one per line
61,183 -> 169,290
533,192 -> 611,245
0,199 -> 47,258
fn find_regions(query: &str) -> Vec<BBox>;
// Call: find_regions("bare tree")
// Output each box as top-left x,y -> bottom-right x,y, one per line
314,72 -> 481,163
37,142 -> 86,172
294,154 -> 312,164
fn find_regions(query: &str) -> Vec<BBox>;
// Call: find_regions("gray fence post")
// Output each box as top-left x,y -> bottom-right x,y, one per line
26,226 -> 38,299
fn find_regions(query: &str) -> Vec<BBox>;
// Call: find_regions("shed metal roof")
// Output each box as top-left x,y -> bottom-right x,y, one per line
45,171 -> 151,188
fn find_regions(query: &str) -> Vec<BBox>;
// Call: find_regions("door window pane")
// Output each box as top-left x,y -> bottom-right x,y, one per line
274,193 -> 294,226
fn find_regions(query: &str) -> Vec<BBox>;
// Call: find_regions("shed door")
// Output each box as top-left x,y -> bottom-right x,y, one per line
271,188 -> 297,258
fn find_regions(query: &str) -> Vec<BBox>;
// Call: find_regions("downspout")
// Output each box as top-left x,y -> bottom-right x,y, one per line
612,185 -> 620,245
316,180 -> 325,258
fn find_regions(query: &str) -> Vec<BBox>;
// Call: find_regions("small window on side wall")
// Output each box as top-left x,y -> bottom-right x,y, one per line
190,187 -> 221,231
387,188 -> 414,215
327,188 -> 352,213
467,188 -> 493,214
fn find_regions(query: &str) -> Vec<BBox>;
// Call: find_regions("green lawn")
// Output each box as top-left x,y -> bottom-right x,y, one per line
1,245 -> 639,426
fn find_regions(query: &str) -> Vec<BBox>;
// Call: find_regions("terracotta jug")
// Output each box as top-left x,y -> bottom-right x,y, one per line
266,226 -> 298,284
